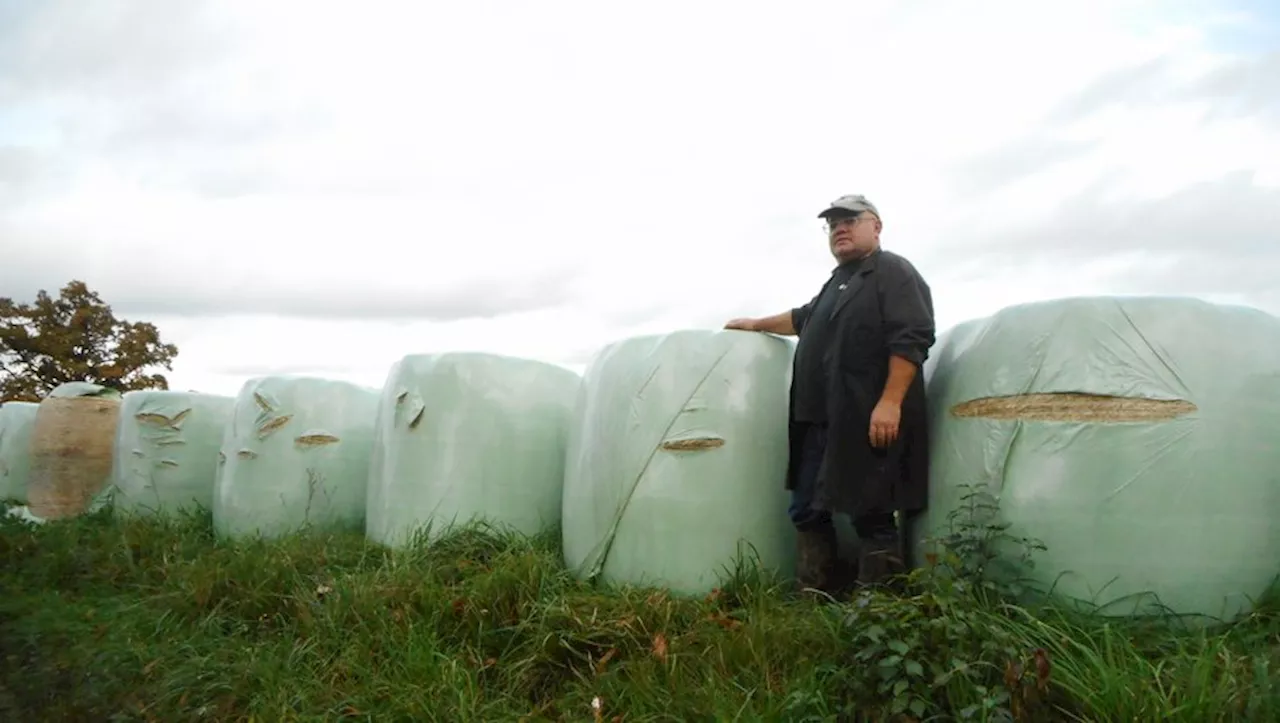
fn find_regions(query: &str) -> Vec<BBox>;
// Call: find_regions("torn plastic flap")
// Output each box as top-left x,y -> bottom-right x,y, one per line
659,435 -> 725,452
295,430 -> 341,447
133,399 -> 195,428
399,391 -> 426,431
48,381 -> 123,399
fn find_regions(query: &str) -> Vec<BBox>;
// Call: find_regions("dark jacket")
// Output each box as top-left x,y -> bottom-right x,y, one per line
784,248 -> 936,519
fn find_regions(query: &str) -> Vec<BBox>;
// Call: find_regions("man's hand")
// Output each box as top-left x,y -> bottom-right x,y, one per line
869,399 -> 901,449
724,318 -> 759,331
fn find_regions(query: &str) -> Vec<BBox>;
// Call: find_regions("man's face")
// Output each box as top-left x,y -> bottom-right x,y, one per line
826,212 -> 880,261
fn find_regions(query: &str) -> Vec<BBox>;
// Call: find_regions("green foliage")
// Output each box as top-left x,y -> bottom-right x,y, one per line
0,280 -> 178,402
0,486 -> 1277,721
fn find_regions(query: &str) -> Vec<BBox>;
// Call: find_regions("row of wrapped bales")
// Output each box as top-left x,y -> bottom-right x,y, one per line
912,296 -> 1280,622
359,340 -> 827,598
5,295 -> 1276,619
0,401 -> 38,503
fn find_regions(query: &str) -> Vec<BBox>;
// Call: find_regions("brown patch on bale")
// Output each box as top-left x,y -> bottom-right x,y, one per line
660,437 -> 726,451
950,392 -> 1197,422
295,433 -> 341,447
27,396 -> 121,520
255,414 -> 293,440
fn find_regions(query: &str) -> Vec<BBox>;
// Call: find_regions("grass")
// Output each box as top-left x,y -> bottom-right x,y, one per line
1,497 -> 1278,722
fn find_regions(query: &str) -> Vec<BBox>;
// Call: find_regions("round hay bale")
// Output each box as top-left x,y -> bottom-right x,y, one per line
27,395 -> 122,520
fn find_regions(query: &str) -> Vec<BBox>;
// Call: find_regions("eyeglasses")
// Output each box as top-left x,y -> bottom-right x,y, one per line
824,214 -> 865,232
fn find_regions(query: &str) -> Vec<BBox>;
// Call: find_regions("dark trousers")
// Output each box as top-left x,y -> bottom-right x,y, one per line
788,422 -> 896,541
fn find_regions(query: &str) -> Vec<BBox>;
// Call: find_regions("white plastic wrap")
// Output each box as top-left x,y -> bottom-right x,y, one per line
0,402 -> 39,503
561,329 -> 800,595
213,376 -> 380,539
914,296 -> 1280,620
110,390 -> 235,518
365,352 -> 581,547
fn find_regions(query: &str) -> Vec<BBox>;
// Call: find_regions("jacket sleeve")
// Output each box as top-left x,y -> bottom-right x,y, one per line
881,264 -> 936,366
791,293 -> 819,334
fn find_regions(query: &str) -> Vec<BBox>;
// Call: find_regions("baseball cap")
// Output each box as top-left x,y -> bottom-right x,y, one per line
818,194 -> 881,220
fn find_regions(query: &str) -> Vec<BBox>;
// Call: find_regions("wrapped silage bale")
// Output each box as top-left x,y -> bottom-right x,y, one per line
110,390 -> 235,518
27,382 -> 123,520
366,352 -> 581,547
913,296 -> 1280,621
213,376 -> 380,539
561,329 -> 800,595
0,401 -> 39,503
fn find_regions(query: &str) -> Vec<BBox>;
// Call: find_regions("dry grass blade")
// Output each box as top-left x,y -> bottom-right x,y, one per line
2,509 -> 1277,721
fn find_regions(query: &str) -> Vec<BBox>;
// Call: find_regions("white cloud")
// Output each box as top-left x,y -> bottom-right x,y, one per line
1,0 -> 1277,397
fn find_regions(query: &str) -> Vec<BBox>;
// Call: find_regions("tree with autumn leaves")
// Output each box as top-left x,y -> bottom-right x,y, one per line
0,280 -> 179,402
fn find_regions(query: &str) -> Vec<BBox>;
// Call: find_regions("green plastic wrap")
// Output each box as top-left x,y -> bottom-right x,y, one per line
110,390 -> 235,518
0,402 -> 39,503
561,329 -> 799,595
366,352 -> 581,547
913,296 -> 1280,620
213,376 -> 380,539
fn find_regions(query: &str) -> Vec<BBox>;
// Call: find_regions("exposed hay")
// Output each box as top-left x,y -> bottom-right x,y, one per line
134,412 -> 173,427
660,437 -> 726,451
255,414 -> 293,440
950,393 -> 1197,422
295,433 -> 341,447
27,396 -> 121,520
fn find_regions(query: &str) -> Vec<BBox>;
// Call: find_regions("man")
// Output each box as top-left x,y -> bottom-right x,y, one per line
725,194 -> 935,592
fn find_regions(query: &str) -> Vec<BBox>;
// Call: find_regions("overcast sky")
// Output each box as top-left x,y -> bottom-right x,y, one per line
2,0 -> 1278,395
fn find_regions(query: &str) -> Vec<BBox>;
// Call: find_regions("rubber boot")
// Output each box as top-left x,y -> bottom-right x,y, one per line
856,536 -> 904,588
795,523 -> 839,593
